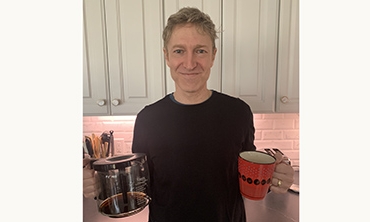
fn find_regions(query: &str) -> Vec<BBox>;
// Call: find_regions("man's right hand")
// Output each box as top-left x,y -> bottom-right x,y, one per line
83,158 -> 96,199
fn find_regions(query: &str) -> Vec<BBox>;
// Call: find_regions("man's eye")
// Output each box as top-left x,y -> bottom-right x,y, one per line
197,49 -> 206,54
174,49 -> 183,54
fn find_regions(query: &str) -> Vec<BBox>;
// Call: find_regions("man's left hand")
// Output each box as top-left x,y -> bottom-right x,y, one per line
270,152 -> 294,194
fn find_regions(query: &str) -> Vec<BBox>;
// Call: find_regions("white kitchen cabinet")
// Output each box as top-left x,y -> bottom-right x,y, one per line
163,0 -> 222,93
83,0 -> 110,115
275,0 -> 299,113
222,0 -> 280,113
83,0 -> 165,116
222,0 -> 299,113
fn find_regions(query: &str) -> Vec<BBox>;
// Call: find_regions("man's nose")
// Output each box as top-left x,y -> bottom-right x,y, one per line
183,53 -> 197,70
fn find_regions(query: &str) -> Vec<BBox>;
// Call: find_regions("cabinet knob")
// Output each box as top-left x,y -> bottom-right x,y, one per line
96,99 -> 106,106
111,99 -> 120,106
280,96 -> 289,104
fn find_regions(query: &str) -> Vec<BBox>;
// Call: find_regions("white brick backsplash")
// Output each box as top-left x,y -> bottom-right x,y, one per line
262,130 -> 283,140
252,114 -> 262,119
254,130 -> 262,140
293,140 -> 299,150
283,113 -> 299,119
283,130 -> 300,139
295,118 -> 299,129
83,113 -> 300,168
263,114 -> 284,119
111,132 -> 132,142
254,119 -> 274,129
255,140 -> 294,150
274,119 -> 295,129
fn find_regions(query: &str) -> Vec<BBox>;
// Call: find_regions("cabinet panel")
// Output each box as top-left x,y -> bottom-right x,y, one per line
276,0 -> 299,113
163,0 -> 222,93
83,0 -> 110,115
105,0 -> 165,115
222,0 -> 280,113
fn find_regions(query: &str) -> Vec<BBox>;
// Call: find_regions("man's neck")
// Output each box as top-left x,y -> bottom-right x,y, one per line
173,89 -> 212,105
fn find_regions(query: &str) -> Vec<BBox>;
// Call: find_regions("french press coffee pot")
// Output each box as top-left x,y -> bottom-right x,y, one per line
92,153 -> 151,218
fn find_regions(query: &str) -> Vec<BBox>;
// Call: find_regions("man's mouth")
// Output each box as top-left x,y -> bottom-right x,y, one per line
179,72 -> 200,75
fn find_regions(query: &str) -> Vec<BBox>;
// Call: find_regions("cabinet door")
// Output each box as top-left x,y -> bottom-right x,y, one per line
275,0 -> 299,113
105,0 -> 165,115
163,0 -> 222,93
83,0 -> 110,115
223,0 -> 280,113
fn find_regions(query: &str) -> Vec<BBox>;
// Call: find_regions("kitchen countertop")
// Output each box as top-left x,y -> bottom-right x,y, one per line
83,171 -> 299,222
243,170 -> 299,222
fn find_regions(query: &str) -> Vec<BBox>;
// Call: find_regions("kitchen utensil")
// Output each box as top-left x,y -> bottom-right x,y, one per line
83,139 -> 89,156
238,151 -> 276,200
91,134 -> 101,158
109,130 -> 114,156
102,142 -> 108,158
100,131 -> 114,157
92,153 -> 151,218
85,136 -> 94,157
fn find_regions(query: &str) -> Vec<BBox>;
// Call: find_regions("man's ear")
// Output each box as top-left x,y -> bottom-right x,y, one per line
212,47 -> 217,61
163,47 -> 169,61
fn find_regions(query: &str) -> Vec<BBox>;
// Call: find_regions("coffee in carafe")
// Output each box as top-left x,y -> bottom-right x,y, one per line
92,153 -> 151,218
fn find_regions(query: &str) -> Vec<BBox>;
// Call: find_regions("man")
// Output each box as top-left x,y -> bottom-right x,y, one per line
131,7 -> 294,222
84,7 -> 294,222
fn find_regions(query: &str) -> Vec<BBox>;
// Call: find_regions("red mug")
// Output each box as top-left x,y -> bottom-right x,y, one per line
238,151 -> 276,200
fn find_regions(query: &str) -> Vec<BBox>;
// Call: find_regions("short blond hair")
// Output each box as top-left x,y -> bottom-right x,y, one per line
162,7 -> 218,49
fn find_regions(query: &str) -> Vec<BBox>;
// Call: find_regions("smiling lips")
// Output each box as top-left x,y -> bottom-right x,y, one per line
178,69 -> 203,75
180,72 -> 199,75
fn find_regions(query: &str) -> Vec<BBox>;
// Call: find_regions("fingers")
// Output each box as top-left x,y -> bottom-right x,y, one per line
273,152 -> 283,164
83,167 -> 96,198
83,167 -> 94,179
83,158 -> 91,169
270,161 -> 295,194
83,177 -> 96,198
270,176 -> 292,193
275,161 -> 294,175
270,183 -> 287,194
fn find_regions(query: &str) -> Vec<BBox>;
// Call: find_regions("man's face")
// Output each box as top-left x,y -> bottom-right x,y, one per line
164,24 -> 217,94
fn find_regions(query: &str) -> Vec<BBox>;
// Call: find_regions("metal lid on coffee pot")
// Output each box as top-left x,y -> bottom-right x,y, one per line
92,153 -> 147,172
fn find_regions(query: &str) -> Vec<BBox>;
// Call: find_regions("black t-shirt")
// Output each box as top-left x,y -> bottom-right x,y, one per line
132,90 -> 256,222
